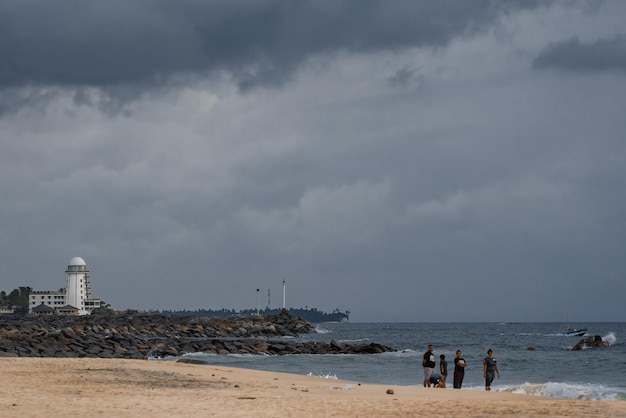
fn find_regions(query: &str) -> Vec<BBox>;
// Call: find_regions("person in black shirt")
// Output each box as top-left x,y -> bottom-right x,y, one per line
453,349 -> 467,389
422,344 -> 436,387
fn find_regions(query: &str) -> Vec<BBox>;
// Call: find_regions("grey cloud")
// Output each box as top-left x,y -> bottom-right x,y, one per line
0,0 -> 544,95
0,86 -> 61,115
533,35 -> 626,72
388,66 -> 425,90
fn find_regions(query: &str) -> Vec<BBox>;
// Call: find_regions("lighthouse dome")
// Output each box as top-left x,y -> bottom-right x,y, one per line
68,257 -> 86,266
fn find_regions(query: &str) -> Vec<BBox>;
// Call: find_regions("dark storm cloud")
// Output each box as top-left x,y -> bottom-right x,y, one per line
3,0 -> 625,323
0,0 -> 544,94
533,35 -> 626,73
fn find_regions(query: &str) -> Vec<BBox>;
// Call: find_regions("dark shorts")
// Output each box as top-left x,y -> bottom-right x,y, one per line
485,370 -> 495,387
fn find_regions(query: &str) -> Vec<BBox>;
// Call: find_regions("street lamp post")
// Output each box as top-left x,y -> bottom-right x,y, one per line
282,280 -> 286,310
256,288 -> 260,316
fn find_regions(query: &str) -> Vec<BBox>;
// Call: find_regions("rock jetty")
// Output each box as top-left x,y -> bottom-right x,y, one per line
0,311 -> 395,359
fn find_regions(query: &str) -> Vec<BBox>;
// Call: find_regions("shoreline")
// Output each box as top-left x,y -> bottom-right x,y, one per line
2,358 -> 625,417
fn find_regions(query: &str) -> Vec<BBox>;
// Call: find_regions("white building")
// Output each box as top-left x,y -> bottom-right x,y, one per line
29,257 -> 102,315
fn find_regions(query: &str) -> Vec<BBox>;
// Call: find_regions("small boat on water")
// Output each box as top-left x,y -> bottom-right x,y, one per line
564,328 -> 588,337
563,313 -> 587,336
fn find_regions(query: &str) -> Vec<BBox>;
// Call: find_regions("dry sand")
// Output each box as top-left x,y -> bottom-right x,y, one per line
1,357 -> 624,417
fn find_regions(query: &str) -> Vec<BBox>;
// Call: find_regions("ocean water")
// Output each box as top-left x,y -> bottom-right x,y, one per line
160,322 -> 626,401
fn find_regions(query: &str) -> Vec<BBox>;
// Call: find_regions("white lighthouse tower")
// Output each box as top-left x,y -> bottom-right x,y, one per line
29,256 -> 102,315
65,256 -> 90,315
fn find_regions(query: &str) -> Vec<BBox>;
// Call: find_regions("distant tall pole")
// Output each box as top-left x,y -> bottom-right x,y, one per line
267,289 -> 271,309
282,280 -> 286,309
256,289 -> 260,316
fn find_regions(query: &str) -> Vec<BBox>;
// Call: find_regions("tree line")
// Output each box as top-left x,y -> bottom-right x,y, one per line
0,286 -> 32,315
159,307 -> 350,322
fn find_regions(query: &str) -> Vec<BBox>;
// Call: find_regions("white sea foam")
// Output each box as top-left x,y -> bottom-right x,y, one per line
604,332 -> 617,345
307,371 -> 338,380
499,382 -> 626,400
340,338 -> 370,343
314,325 -> 331,334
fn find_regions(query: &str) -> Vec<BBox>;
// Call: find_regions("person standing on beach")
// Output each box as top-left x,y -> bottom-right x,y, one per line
453,349 -> 467,389
482,348 -> 500,391
439,354 -> 448,388
422,344 -> 436,387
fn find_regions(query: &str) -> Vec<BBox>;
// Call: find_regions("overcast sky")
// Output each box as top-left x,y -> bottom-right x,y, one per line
2,1 -> 625,322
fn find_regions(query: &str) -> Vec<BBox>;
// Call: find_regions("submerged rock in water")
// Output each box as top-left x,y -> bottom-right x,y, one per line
572,335 -> 610,351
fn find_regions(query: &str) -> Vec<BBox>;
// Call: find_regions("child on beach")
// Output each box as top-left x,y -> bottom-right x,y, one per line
439,354 -> 448,388
429,372 -> 445,388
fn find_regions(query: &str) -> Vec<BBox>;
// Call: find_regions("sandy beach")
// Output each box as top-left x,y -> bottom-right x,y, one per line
1,358 -> 624,417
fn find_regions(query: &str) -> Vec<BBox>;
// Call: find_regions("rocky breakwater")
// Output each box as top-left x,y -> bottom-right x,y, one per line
0,311 -> 394,359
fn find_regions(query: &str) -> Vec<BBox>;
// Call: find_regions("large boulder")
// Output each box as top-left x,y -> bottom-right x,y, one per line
572,335 -> 610,351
